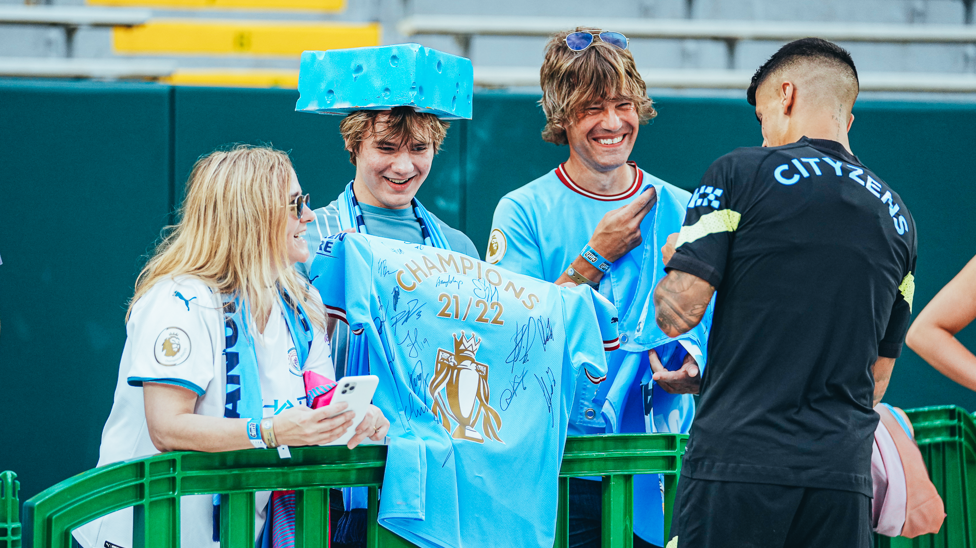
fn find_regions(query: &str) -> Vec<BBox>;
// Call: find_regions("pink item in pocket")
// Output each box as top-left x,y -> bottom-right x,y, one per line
304,370 -> 338,408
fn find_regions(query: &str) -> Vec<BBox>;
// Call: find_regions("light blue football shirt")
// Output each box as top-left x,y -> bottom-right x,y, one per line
488,163 -> 712,545
308,233 -> 618,548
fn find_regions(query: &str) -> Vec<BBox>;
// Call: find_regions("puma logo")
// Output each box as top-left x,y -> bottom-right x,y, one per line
173,291 -> 197,311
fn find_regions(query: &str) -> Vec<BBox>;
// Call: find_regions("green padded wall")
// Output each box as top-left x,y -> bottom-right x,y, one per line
0,79 -> 173,503
1,80 -> 974,505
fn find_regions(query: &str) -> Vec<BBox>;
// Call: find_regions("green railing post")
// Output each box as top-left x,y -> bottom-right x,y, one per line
601,475 -> 634,548
295,488 -> 329,548
1,471 -> 22,548
219,492 -> 255,547
663,473 -> 677,543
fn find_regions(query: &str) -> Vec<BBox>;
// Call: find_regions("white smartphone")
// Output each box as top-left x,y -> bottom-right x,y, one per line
322,375 -> 379,446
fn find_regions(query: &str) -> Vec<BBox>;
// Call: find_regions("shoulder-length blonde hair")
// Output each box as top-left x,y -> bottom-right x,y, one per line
128,145 -> 325,332
539,27 -> 657,145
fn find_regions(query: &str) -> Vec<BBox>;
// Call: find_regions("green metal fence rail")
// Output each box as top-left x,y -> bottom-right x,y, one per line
9,433 -> 685,548
1,472 -> 21,548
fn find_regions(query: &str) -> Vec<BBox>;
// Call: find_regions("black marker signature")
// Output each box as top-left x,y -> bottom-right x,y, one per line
436,274 -> 462,290
406,360 -> 432,422
535,367 -> 556,427
390,299 -> 425,337
397,328 -> 430,359
377,259 -> 395,277
505,316 -> 556,369
472,278 -> 500,303
500,367 -> 529,412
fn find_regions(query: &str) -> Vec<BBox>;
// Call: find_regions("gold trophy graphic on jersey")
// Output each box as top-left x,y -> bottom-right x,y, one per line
429,331 -> 503,444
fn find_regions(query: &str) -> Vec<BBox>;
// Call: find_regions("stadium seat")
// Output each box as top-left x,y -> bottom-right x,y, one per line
113,20 -> 380,56
88,0 -> 345,12
161,68 -> 298,87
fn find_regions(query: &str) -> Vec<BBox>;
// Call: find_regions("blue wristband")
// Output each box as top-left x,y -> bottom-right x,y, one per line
581,244 -> 612,273
246,418 -> 266,449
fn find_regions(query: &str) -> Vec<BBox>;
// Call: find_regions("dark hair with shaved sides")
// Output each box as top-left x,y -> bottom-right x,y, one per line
747,38 -> 859,106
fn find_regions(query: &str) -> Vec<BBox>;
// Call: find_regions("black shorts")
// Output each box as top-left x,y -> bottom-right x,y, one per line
668,475 -> 871,548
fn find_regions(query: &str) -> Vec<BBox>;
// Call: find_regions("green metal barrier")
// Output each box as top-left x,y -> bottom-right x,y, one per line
13,433 -> 684,548
1,472 -> 22,548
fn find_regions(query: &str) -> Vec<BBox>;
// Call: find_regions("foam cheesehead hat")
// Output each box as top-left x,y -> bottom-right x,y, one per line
295,43 -> 473,120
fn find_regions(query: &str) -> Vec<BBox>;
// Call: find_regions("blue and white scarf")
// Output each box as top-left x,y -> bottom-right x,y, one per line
214,286 -> 314,544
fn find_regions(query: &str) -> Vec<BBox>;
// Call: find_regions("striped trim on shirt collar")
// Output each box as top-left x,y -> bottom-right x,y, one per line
555,161 -> 643,201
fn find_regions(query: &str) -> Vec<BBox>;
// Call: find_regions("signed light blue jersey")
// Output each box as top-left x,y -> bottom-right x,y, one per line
488,163 -> 712,545
308,233 -> 618,548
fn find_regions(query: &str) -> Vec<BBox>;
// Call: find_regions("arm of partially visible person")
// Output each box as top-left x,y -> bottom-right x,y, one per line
555,187 -> 657,287
144,383 -> 356,452
906,254 -> 976,391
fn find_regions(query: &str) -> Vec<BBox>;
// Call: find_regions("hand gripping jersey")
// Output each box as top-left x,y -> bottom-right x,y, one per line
308,233 -> 618,548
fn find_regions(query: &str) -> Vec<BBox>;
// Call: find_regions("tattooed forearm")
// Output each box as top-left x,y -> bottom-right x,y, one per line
872,357 -> 895,407
653,271 -> 715,337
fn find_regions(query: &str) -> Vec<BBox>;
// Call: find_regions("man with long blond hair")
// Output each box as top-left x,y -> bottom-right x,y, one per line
74,145 -> 389,548
487,28 -> 709,547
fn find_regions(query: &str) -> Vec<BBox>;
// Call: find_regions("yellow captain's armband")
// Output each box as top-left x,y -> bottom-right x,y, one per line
899,272 -> 915,312
676,210 -> 742,248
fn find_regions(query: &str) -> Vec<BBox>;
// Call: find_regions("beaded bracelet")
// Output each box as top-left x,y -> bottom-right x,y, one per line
580,244 -> 612,273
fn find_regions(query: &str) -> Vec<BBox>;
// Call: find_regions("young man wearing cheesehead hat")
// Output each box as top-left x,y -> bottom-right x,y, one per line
294,44 -> 479,547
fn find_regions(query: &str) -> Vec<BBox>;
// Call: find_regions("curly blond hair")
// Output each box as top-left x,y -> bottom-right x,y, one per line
539,28 -> 657,145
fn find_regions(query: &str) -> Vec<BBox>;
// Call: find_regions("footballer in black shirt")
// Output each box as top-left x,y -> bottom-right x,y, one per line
656,39 -> 917,547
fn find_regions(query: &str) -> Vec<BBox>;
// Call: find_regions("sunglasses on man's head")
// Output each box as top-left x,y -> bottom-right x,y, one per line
565,31 -> 629,52
288,193 -> 311,218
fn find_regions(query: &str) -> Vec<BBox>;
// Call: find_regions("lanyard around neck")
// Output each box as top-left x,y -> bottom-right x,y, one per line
348,182 -> 435,247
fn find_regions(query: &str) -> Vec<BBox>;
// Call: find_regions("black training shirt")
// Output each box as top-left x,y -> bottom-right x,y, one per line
668,137 -> 917,495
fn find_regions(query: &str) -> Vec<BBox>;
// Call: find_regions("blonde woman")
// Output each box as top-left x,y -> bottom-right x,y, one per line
74,145 -> 389,548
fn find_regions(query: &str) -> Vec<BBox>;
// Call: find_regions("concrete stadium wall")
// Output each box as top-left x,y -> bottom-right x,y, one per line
1,79 -> 975,502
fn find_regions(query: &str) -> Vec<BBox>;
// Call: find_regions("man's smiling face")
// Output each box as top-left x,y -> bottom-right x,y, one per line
352,112 -> 434,210
565,96 -> 639,173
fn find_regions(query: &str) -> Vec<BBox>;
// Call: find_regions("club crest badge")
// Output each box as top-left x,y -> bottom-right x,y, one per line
154,327 -> 190,366
486,229 -> 507,265
288,348 -> 301,376
429,331 -> 503,444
